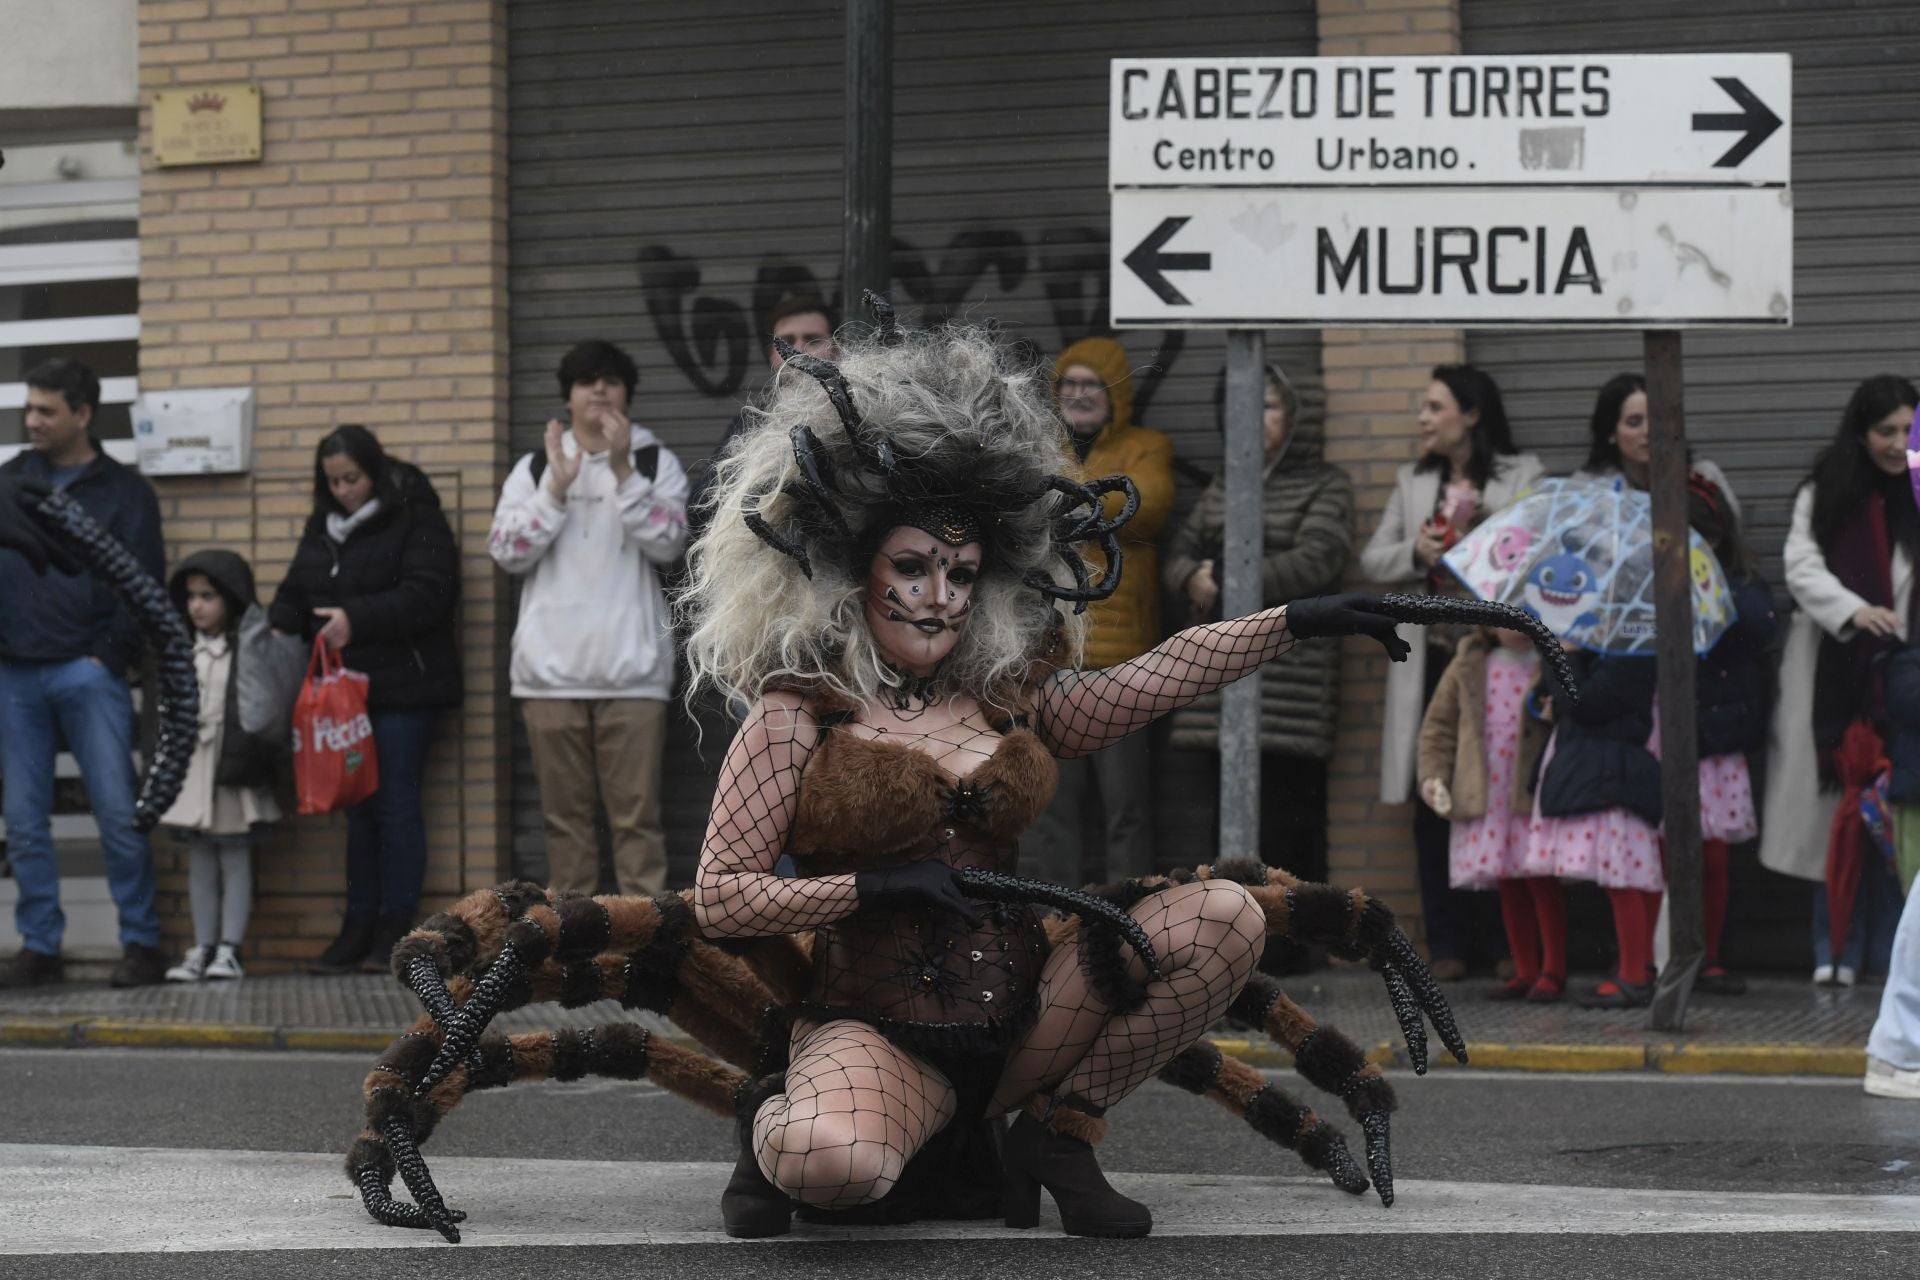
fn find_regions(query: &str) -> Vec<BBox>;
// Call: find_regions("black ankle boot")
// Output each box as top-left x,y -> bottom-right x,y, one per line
362,912 -> 415,975
1002,1093 -> 1151,1238
721,1074 -> 792,1238
307,913 -> 375,975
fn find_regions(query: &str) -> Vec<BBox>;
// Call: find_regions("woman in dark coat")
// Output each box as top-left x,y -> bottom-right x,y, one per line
269,424 -> 463,973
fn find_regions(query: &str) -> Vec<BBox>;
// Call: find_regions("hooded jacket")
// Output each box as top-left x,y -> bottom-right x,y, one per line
1054,337 -> 1176,670
168,550 -> 281,789
267,460 -> 463,712
1163,367 -> 1355,758
0,443 -> 165,672
487,423 -> 689,700
1536,651 -> 1662,826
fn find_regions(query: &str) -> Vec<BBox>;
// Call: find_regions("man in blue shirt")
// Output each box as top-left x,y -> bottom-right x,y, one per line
0,359 -> 168,987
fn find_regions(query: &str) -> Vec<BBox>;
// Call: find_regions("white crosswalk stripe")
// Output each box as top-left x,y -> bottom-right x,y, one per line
3,1143 -> 1918,1254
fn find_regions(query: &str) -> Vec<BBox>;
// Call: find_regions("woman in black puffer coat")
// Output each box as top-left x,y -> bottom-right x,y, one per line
269,425 -> 462,974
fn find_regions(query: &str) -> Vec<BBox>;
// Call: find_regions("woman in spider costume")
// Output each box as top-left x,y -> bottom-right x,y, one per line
347,300 -> 1579,1243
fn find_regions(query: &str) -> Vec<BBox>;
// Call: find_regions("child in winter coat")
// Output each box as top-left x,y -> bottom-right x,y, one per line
1418,627 -> 1559,1000
1524,648 -> 1665,1008
160,551 -> 281,981
1688,475 -> 1776,994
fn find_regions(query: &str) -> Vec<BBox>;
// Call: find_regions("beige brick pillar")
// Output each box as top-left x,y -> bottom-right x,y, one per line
136,0 -> 511,968
1316,0 -> 1463,946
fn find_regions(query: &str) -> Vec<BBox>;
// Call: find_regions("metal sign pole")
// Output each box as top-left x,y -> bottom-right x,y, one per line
1646,329 -> 1704,1030
842,0 -> 892,309
1220,330 -> 1266,860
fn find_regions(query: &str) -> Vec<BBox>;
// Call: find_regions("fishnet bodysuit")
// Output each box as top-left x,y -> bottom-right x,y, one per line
693,608 -> 1294,1207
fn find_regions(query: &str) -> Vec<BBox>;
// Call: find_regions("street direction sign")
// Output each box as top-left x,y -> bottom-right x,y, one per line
1110,187 -> 1792,328
1110,55 -> 1790,188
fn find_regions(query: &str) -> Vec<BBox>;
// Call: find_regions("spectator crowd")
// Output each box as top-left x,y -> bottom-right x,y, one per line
2,318 -> 1917,1101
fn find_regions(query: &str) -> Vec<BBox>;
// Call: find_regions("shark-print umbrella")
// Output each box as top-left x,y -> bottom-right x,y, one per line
1440,476 -> 1735,656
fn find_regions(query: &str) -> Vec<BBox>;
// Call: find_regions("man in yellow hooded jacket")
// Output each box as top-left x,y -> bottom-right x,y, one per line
1024,336 -> 1176,885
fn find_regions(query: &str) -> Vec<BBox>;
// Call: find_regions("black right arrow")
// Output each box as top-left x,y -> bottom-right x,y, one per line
1123,216 -> 1211,306
1691,76 -> 1782,168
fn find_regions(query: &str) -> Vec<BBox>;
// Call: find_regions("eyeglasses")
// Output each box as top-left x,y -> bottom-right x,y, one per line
1057,377 -> 1108,395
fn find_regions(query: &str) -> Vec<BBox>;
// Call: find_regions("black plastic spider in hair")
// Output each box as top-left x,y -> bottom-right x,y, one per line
1373,593 -> 1581,703
1021,474 -> 1141,614
740,295 -> 1141,617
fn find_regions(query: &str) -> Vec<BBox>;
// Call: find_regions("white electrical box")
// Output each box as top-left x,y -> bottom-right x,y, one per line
133,387 -> 255,475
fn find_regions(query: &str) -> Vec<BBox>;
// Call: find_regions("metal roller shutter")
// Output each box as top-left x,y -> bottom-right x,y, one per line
1462,0 -> 1920,586
507,1 -> 1320,886
1462,1 -> 1920,971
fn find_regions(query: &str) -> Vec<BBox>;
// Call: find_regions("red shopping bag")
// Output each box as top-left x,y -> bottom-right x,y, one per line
291,635 -> 379,815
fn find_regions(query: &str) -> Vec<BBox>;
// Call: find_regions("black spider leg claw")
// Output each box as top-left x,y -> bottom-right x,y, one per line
354,1150 -> 468,1233
1361,1111 -> 1394,1207
787,424 -> 851,539
742,481 -> 813,578
413,939 -> 528,1095
1321,1129 -> 1370,1196
30,489 -> 197,830
862,288 -> 901,342
1374,953 -> 1428,1075
774,341 -> 896,474
381,1115 -> 464,1243
955,868 -> 1163,980
1374,592 -> 1581,705
402,954 -> 459,1029
1386,930 -> 1467,1065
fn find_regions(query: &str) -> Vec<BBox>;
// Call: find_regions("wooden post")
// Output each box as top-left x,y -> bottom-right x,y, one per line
1646,329 -> 1704,1030
842,0 -> 892,308
1220,330 -> 1266,859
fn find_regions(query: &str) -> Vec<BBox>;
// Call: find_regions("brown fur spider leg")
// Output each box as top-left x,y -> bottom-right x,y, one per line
412,914 -> 552,1094
1212,865 -> 1466,1074
349,1023 -> 746,1242
1226,974 -> 1401,1206
1157,1042 -> 1369,1196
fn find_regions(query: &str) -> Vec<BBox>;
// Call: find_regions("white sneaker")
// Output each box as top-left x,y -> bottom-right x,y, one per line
164,946 -> 211,983
1837,965 -> 1859,987
205,942 -> 244,981
1865,1056 -> 1920,1100
1813,964 -> 1835,985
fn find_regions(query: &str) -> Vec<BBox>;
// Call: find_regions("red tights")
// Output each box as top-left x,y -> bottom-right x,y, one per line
1702,838 -> 1730,966
1603,887 -> 1664,986
1496,877 -> 1567,985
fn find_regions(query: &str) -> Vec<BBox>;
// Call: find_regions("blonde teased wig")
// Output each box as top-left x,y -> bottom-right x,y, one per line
681,319 -> 1110,714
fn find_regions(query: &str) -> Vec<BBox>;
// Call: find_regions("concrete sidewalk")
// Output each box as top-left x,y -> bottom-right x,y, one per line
0,965 -> 1883,1076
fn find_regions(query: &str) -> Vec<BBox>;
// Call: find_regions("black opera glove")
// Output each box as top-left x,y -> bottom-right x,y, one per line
1284,593 -> 1413,663
854,861 -> 983,927
0,476 -> 82,576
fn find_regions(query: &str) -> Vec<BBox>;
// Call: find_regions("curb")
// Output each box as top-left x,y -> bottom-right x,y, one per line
0,1017 -> 1868,1077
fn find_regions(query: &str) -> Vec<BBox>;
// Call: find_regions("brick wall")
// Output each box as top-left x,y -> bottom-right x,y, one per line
1316,0 -> 1464,945
136,0 -> 510,968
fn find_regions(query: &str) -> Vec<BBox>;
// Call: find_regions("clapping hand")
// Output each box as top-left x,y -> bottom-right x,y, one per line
543,418 -> 581,500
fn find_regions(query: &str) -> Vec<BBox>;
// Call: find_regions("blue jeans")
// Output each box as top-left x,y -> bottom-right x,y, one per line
1812,853 -> 1904,977
0,658 -> 160,954
344,709 -> 438,919
1868,874 -> 1920,1069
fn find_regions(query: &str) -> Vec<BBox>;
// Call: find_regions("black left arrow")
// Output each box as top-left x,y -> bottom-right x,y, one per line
1123,216 -> 1211,306
1691,76 -> 1782,168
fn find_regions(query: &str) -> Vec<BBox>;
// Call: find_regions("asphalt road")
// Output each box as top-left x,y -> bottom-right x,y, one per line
4,1047 -> 1920,1279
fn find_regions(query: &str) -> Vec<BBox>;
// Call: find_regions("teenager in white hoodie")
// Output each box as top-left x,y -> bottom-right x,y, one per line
489,341 -> 689,895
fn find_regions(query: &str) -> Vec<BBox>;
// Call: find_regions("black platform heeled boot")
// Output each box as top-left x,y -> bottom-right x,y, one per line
1001,1092 -> 1152,1238
721,1074 -> 793,1239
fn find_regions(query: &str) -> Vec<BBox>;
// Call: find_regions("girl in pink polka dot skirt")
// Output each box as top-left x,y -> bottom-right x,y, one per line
1687,475 -> 1775,995
1418,628 -> 1560,1001
1524,647 -> 1665,1008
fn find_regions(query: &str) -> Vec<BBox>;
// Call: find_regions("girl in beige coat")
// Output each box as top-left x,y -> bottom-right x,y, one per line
1418,629 -> 1560,1000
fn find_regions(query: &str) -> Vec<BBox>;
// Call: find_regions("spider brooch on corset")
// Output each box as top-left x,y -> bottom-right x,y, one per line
892,944 -> 961,1006
943,778 -> 991,827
